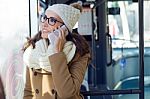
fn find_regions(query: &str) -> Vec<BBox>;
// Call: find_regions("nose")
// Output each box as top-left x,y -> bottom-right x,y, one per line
42,20 -> 49,27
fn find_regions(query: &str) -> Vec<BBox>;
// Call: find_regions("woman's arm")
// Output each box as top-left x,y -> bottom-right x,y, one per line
49,52 -> 90,98
23,67 -> 33,99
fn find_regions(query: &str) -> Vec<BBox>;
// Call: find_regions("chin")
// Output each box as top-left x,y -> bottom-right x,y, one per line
41,33 -> 48,39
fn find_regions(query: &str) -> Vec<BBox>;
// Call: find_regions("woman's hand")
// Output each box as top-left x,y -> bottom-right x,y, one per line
54,26 -> 66,53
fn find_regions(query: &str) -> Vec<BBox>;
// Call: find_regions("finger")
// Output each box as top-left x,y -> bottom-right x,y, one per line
58,27 -> 63,39
56,38 -> 61,51
60,25 -> 66,40
58,39 -> 62,51
59,27 -> 66,40
58,37 -> 64,52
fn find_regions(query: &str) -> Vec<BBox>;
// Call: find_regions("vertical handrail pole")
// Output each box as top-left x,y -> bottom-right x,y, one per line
138,0 -> 144,99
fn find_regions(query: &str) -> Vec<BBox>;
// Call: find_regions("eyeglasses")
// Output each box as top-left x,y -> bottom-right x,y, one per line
40,15 -> 64,26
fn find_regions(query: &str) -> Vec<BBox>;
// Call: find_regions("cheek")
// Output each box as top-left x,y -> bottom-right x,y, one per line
39,23 -> 43,29
50,25 -> 58,31
47,26 -> 53,31
39,24 -> 52,31
49,26 -> 55,30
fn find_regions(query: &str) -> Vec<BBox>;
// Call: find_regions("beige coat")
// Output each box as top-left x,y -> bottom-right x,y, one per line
23,52 -> 90,99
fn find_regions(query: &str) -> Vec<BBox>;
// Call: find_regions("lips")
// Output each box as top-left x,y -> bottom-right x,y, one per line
42,29 -> 49,33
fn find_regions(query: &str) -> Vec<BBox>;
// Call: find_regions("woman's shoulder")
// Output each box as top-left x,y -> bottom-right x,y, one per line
67,51 -> 91,70
71,51 -> 91,63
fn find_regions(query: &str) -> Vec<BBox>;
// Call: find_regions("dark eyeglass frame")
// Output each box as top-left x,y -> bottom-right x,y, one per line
40,15 -> 64,26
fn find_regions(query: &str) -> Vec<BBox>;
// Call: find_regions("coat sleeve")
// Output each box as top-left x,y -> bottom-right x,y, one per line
49,52 -> 90,98
23,67 -> 33,99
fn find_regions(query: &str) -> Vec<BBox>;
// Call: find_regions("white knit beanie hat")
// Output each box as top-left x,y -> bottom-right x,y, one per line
46,4 -> 81,32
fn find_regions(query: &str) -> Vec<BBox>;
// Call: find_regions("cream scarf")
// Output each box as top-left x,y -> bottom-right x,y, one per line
23,39 -> 76,72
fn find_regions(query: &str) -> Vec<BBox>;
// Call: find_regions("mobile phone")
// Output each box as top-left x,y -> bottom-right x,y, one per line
53,25 -> 68,37
48,25 -> 68,45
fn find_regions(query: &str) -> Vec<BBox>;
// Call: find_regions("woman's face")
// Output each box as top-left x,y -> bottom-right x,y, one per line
40,10 -> 64,38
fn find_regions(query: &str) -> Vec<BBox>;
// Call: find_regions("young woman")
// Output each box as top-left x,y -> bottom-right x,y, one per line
23,2 -> 91,99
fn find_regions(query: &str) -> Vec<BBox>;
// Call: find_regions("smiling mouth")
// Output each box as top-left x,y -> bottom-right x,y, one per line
42,29 -> 48,33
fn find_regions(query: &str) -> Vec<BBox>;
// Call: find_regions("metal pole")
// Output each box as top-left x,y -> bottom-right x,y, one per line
95,0 -> 107,88
90,6 -> 97,87
138,0 -> 144,99
29,0 -> 31,37
81,89 -> 141,96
